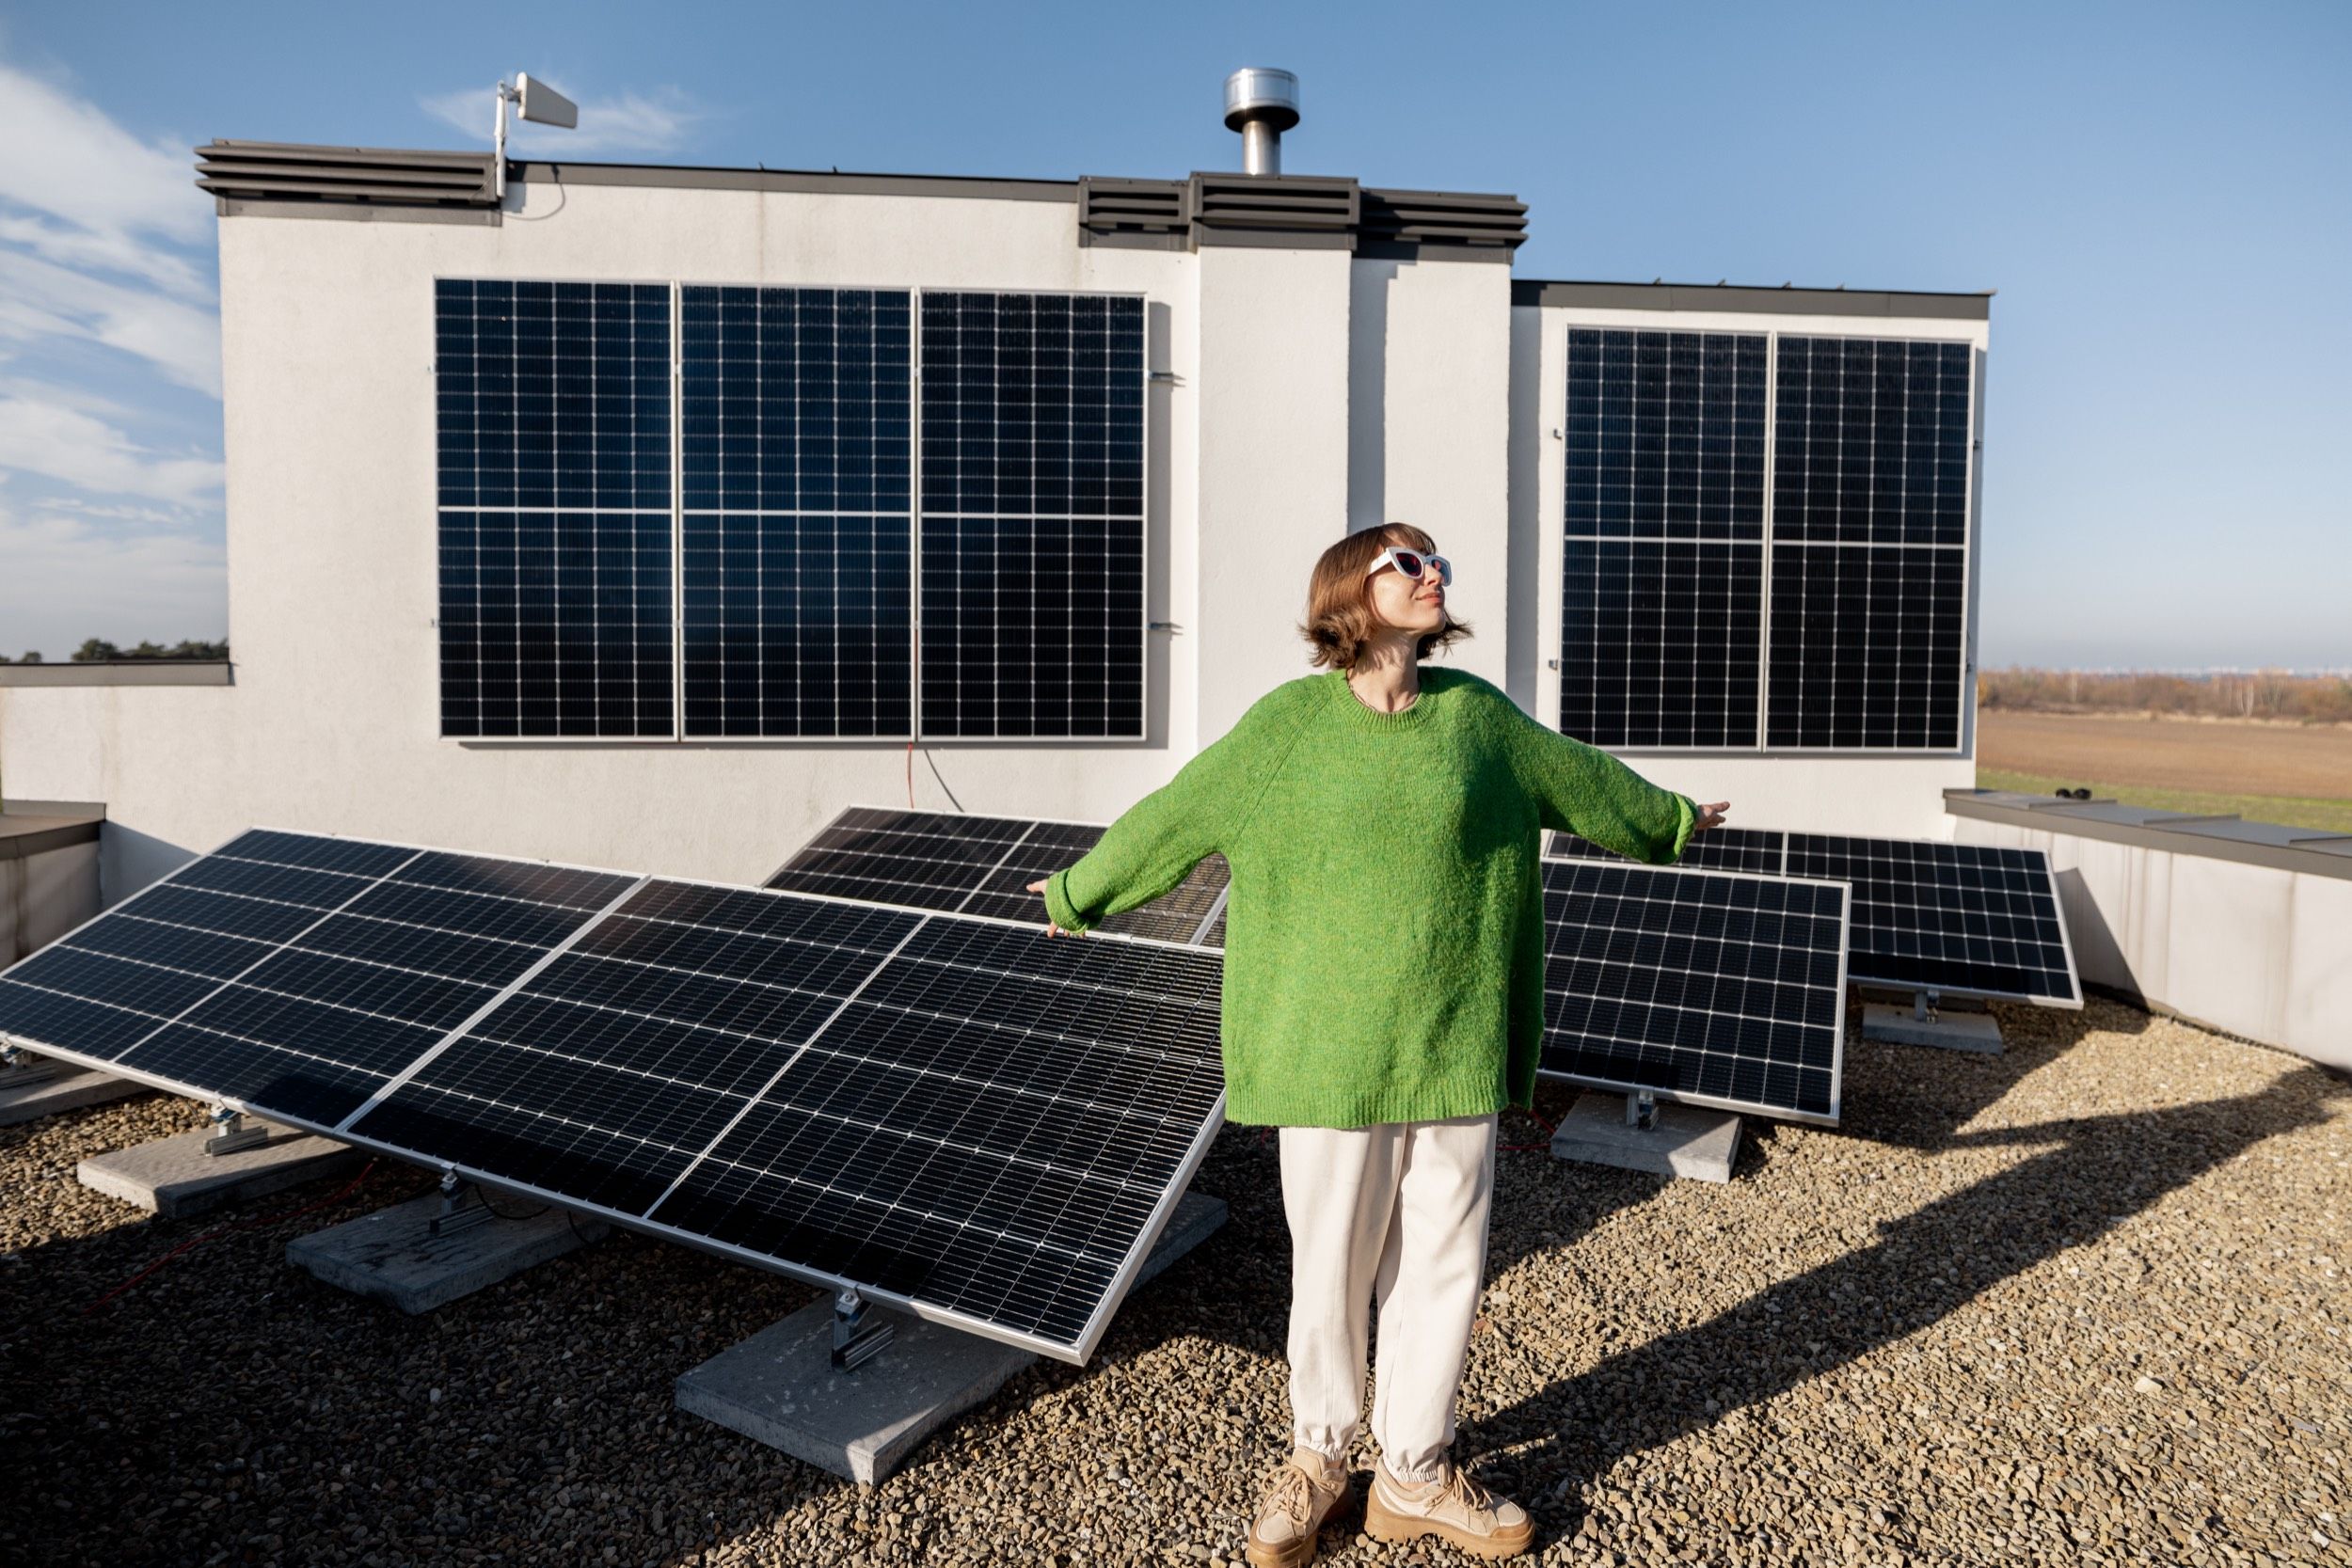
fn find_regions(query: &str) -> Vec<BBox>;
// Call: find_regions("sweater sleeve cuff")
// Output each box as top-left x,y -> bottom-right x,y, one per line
1664,793 -> 1698,863
1041,868 -> 1092,934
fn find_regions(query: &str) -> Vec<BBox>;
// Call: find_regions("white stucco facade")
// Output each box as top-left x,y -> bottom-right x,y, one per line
0,162 -> 1991,903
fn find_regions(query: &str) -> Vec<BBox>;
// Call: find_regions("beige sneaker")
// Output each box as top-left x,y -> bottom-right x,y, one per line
1363,1455 -> 1534,1559
1244,1445 -> 1353,1568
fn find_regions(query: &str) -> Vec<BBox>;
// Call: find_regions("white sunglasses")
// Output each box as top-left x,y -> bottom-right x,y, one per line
1365,546 -> 1454,586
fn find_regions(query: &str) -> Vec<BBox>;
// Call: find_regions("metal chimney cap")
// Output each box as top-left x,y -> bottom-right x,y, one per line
1224,68 -> 1300,133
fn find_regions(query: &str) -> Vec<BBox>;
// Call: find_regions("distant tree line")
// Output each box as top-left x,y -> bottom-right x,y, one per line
8,640 -> 230,664
1979,668 -> 2352,722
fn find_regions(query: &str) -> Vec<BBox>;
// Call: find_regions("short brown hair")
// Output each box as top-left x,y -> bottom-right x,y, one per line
1297,522 -> 1473,670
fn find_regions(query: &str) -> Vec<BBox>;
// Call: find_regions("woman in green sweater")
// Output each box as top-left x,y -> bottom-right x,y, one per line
1026,522 -> 1727,1566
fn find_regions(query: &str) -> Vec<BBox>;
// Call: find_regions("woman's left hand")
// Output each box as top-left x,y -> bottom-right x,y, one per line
1025,876 -> 1087,939
1692,800 -> 1730,834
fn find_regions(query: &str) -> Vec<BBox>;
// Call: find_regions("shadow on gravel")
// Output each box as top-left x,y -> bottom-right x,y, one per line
1444,1048 -> 2344,1552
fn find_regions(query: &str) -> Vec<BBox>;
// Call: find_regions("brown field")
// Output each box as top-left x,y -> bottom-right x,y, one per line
1977,710 -> 2352,798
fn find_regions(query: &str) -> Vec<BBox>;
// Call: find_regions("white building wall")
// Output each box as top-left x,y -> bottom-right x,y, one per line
1511,303 -> 1992,840
0,179 -> 1518,899
1950,815 -> 2352,1071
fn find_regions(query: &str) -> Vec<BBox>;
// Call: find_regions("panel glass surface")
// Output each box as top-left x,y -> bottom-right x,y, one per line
679,287 -> 914,737
768,806 -> 1227,946
1764,336 -> 1972,749
436,278 -> 675,739
648,916 -> 1223,1345
918,293 -> 1146,738
1784,835 -> 2077,1004
1548,825 -> 1788,877
1560,327 -> 1767,748
0,832 -> 635,1126
1538,859 -> 1847,1121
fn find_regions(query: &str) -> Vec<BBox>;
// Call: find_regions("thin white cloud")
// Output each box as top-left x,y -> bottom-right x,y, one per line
0,503 -> 226,657
0,59 -> 206,245
0,393 -> 222,508
0,55 -> 218,392
421,82 -> 707,158
0,248 -> 219,396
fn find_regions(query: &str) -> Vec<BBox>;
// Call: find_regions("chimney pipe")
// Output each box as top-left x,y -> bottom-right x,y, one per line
1224,68 -> 1299,176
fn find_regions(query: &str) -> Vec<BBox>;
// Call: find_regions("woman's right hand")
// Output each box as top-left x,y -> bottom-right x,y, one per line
1025,877 -> 1087,939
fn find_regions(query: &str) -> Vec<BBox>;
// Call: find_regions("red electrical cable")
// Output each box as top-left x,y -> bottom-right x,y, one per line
82,1157 -> 386,1316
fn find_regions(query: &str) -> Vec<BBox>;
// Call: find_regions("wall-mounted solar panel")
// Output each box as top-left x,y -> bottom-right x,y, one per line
1538,858 -> 1850,1124
0,830 -> 1225,1363
437,279 -> 675,738
1560,328 -> 1766,749
1546,828 -> 2080,1007
1765,337 -> 1972,750
768,804 -> 1228,947
919,293 -> 1146,739
680,287 -> 914,737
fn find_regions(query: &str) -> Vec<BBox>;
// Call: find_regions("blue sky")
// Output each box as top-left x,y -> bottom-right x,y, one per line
0,0 -> 2344,670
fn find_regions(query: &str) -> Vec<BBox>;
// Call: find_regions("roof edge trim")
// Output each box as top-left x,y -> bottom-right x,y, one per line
1514,278 -> 1993,320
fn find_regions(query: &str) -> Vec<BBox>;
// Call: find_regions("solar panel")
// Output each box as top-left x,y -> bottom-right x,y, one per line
679,287 -> 915,737
1538,859 -> 1849,1124
1560,328 -> 1767,749
1547,828 -> 2081,1007
1785,835 -> 2076,1006
768,805 -> 1228,947
0,830 -> 1224,1362
0,830 -> 637,1126
918,293 -> 1146,739
436,279 -> 675,738
1765,337 -> 1972,749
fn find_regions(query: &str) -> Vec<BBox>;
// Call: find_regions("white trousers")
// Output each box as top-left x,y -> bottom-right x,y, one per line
1278,1111 -> 1498,1483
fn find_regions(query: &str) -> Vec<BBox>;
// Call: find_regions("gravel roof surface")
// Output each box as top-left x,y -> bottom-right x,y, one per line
3,995 -> 2344,1567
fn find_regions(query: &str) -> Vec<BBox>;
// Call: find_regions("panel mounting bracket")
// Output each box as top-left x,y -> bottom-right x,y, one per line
1624,1088 -> 1660,1132
832,1286 -> 896,1371
428,1167 -> 496,1238
203,1104 -> 270,1157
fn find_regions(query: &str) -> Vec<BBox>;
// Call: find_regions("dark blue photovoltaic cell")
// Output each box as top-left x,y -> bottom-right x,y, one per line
679,287 -> 915,738
1549,825 -> 1788,877
1772,338 -> 1971,546
215,830 -> 420,879
1766,542 -> 1965,750
918,292 -> 1146,739
1561,537 -> 1763,749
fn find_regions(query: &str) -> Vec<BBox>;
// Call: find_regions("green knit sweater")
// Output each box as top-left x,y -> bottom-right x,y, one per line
1043,666 -> 1696,1128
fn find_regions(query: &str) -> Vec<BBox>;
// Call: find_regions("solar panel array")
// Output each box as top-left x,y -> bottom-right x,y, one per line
0,830 -> 1225,1361
773,807 -> 1851,1122
437,280 -> 676,738
1557,326 -> 1974,752
1539,859 -> 1849,1123
434,281 -> 1146,742
918,293 -> 1148,739
1548,827 -> 2079,1006
768,805 -> 1227,947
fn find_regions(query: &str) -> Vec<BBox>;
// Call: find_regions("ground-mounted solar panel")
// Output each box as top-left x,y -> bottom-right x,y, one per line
918,292 -> 1146,739
679,286 -> 914,738
0,830 -> 1224,1363
767,804 -> 1228,947
1538,859 -> 1850,1124
1560,328 -> 1768,749
1784,834 -> 2077,1006
1764,337 -> 1972,750
436,279 -> 675,738
1546,827 -> 2081,1007
0,830 -> 639,1126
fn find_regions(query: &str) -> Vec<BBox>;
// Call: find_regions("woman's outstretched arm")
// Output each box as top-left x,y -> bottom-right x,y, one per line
1028,690 -> 1304,937
1492,690 -> 1722,863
